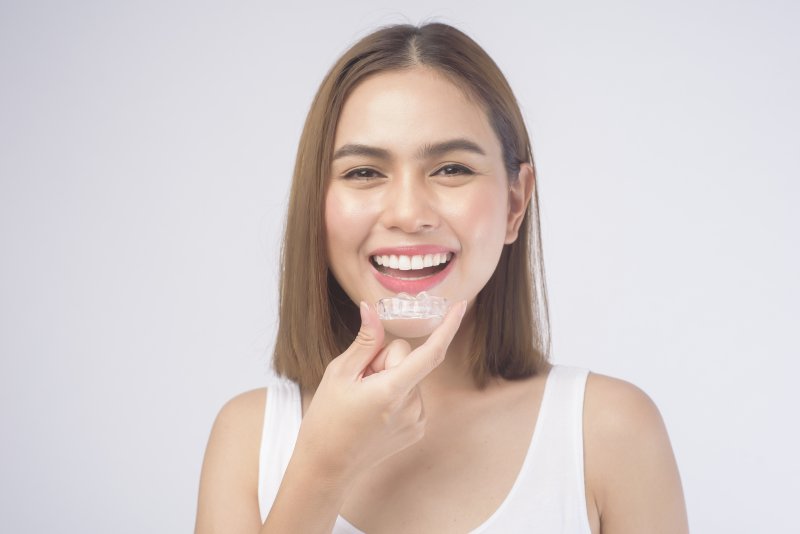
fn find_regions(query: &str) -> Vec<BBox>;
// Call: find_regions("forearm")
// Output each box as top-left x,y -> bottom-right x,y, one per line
260,447 -> 353,534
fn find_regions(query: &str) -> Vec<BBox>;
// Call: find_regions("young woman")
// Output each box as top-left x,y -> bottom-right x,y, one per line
195,23 -> 688,534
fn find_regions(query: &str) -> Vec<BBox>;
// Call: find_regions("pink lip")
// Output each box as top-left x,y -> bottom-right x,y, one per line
370,254 -> 456,294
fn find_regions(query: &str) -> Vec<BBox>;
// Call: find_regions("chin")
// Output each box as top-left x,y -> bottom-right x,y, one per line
380,316 -> 444,339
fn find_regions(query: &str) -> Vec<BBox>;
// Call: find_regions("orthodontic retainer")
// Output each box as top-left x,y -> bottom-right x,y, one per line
377,291 -> 449,320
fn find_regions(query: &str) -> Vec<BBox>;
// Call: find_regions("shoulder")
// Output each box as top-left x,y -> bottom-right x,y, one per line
583,373 -> 667,497
195,388 -> 267,533
583,373 -> 663,438
583,373 -> 688,533
212,388 -> 268,438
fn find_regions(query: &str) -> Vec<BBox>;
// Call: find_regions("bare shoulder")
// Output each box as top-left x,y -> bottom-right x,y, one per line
584,373 -> 663,436
213,388 -> 268,439
583,373 -> 689,534
195,388 -> 267,534
205,388 -> 268,470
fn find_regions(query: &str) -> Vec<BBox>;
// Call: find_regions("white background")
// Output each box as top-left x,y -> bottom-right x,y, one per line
1,1 -> 797,532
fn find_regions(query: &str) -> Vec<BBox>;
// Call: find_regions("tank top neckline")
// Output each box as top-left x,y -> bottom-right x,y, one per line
332,365 -> 561,534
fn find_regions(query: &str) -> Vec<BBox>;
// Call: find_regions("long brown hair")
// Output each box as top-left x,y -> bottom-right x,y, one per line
273,23 -> 550,390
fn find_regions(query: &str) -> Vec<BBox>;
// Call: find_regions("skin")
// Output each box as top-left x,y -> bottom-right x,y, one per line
195,67 -> 689,533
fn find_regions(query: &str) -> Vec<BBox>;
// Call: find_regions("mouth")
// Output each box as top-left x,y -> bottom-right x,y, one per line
370,252 -> 454,280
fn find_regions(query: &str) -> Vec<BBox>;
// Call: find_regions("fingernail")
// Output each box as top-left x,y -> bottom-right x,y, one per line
359,301 -> 370,327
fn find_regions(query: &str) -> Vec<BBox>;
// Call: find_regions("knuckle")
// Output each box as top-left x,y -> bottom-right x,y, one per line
388,338 -> 411,352
354,328 -> 377,348
384,340 -> 410,369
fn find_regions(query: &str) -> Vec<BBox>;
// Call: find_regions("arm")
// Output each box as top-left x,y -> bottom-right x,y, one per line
194,389 -> 265,534
584,374 -> 689,534
194,300 -> 467,534
194,389 -> 351,534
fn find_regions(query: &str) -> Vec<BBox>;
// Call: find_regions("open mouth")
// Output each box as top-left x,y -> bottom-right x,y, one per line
370,252 -> 454,280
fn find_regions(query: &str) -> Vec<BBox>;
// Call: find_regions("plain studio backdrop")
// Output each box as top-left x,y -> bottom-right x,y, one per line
1,1 -> 797,532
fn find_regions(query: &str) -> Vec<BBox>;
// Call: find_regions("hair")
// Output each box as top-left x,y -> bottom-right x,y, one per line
273,22 -> 550,390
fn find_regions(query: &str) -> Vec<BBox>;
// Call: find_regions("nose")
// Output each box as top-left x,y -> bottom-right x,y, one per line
380,173 -> 439,233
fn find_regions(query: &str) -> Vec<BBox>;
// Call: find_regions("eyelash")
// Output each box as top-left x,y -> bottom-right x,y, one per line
343,168 -> 383,180
435,164 -> 474,177
342,164 -> 475,180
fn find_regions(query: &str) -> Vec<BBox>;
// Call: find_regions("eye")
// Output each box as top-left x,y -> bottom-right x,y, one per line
343,167 -> 384,180
433,164 -> 474,177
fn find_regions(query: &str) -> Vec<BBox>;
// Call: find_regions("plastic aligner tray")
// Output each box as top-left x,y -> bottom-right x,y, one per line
377,291 -> 449,320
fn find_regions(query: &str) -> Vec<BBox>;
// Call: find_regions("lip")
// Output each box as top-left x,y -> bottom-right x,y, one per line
370,253 -> 456,294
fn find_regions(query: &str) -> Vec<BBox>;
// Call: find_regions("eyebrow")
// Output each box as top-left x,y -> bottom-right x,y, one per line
331,144 -> 391,161
417,138 -> 486,159
331,138 -> 486,162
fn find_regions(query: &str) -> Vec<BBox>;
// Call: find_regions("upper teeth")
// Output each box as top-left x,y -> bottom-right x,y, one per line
372,252 -> 453,271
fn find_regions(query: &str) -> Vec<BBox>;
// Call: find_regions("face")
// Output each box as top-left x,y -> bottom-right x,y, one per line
325,67 -> 528,338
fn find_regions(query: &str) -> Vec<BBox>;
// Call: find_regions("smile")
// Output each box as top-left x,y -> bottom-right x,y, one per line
369,252 -> 456,293
370,252 -> 453,278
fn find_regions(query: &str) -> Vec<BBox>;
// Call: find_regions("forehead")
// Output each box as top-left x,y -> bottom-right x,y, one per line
333,67 -> 501,156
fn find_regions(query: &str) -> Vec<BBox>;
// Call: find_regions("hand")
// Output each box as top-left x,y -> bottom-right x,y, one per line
294,299 -> 467,485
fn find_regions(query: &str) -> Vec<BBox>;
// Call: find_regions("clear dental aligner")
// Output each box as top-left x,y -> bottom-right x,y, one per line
377,292 -> 449,320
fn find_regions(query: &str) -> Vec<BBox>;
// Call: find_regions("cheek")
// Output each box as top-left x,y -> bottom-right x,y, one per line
324,190 -> 344,241
324,188 -> 375,251
443,186 -> 508,245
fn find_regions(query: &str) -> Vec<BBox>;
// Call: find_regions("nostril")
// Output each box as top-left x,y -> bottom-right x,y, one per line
381,191 -> 439,232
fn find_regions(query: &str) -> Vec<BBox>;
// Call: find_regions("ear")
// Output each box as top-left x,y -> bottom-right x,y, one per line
505,163 -> 535,244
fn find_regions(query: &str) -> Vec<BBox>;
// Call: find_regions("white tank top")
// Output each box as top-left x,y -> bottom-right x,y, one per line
258,365 -> 592,533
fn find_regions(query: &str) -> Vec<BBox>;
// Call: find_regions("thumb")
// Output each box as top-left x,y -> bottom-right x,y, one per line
339,301 -> 385,377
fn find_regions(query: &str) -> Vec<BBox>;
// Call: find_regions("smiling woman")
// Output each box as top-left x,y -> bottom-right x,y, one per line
195,23 -> 689,534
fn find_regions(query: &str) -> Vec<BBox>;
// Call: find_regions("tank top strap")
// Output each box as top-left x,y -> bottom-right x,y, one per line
473,364 -> 591,532
258,378 -> 302,522
519,365 -> 591,530
534,365 -> 590,467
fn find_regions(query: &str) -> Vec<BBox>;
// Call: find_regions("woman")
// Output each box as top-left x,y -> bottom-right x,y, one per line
195,23 -> 688,533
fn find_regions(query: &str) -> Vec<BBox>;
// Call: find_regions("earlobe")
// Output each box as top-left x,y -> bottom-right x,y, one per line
504,163 -> 535,244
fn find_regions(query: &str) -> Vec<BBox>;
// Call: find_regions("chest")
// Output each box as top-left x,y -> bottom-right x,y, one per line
336,380 -> 545,533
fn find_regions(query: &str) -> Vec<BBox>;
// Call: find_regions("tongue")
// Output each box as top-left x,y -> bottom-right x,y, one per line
380,264 -> 445,278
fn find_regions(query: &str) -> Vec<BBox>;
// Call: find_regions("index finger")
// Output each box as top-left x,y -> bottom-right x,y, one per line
388,300 -> 468,391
